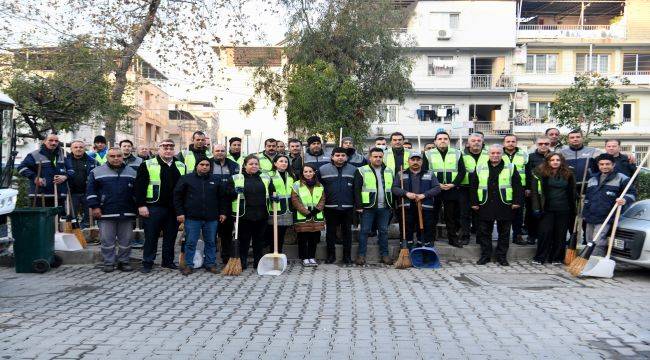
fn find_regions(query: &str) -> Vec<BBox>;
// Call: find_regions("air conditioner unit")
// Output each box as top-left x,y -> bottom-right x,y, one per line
437,29 -> 452,40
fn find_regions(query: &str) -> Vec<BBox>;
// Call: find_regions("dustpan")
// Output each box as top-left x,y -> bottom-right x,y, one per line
53,184 -> 82,251
257,195 -> 287,275
581,205 -> 621,278
410,246 -> 441,269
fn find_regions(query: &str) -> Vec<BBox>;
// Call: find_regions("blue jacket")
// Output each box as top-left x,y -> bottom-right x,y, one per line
346,149 -> 368,168
391,170 -> 441,209
66,152 -> 97,194
17,145 -> 74,196
304,149 -> 330,173
211,158 -> 240,185
560,145 -> 601,186
583,172 -> 636,224
86,163 -> 137,219
318,162 -> 356,210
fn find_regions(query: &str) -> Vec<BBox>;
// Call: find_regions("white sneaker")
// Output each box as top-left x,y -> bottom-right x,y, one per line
309,259 -> 318,267
302,259 -> 310,267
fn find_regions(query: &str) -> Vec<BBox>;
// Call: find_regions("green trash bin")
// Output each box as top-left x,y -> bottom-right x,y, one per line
9,207 -> 60,273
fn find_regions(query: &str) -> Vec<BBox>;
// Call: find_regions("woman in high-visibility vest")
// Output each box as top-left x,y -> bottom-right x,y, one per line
228,154 -> 276,269
290,164 -> 326,267
265,155 -> 295,254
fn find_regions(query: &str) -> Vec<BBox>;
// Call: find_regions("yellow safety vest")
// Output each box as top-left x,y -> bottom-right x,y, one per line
256,152 -> 274,173
145,159 -> 187,203
358,165 -> 394,208
181,149 -> 212,170
293,182 -> 324,222
231,173 -> 271,217
227,153 -> 244,167
502,149 -> 528,186
94,152 -> 107,165
461,150 -> 489,185
426,148 -> 461,184
383,148 -> 410,172
267,171 -> 294,214
476,163 -> 515,205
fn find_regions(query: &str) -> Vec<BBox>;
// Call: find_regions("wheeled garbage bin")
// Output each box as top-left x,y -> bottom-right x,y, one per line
9,207 -> 62,273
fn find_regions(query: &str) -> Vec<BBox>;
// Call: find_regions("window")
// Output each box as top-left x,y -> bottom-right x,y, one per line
623,53 -> 650,74
622,103 -> 633,123
449,13 -> 460,29
529,102 -> 553,119
428,56 -> 455,76
377,105 -> 398,124
525,54 -> 557,74
576,54 -> 609,74
420,104 -> 454,122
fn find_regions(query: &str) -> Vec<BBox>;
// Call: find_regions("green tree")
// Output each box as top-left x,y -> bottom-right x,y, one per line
551,73 -> 628,141
4,37 -> 129,139
244,0 -> 413,144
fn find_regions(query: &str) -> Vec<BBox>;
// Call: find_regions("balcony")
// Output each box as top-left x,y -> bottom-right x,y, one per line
470,75 -> 514,89
471,121 -> 513,136
518,24 -> 625,40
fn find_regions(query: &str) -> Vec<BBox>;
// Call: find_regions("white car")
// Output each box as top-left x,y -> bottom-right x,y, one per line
611,199 -> 650,268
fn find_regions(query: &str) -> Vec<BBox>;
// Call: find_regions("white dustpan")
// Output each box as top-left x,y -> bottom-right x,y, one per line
257,196 -> 287,276
193,239 -> 204,269
581,205 -> 621,279
54,232 -> 83,251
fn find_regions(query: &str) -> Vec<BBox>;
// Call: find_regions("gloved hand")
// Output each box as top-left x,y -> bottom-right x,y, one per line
532,210 -> 543,218
269,195 -> 280,202
235,186 -> 244,194
311,208 -> 321,215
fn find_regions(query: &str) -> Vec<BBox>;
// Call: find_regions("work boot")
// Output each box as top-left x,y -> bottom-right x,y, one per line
355,256 -> 366,266
181,267 -> 193,276
102,264 -> 114,273
342,257 -> 353,265
162,263 -> 178,270
449,239 -> 463,248
527,237 -> 536,245
140,266 -> 152,274
497,258 -> 510,266
206,266 -> 218,274
325,254 -> 336,264
476,257 -> 490,265
117,262 -> 133,272
381,256 -> 394,266
513,235 -> 527,245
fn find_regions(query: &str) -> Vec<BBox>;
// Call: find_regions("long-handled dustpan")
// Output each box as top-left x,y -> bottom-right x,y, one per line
580,205 -> 621,278
257,194 -> 287,275
53,184 -> 83,252
409,202 -> 441,269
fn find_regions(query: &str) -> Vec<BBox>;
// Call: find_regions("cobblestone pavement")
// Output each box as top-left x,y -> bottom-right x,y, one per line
1,261 -> 649,359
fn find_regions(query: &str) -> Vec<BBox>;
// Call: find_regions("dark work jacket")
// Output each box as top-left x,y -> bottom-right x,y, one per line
591,153 -> 637,178
124,154 -> 143,172
67,153 -> 97,194
391,170 -> 441,210
525,150 -> 549,189
583,172 -> 636,224
226,171 -> 276,221
135,156 -> 184,208
211,158 -> 240,184
530,171 -> 576,216
173,171 -> 225,221
86,163 -> 137,219
346,148 -> 368,168
17,145 -> 74,196
469,160 -> 523,221
304,149 -> 330,173
318,162 -> 356,210
289,154 -> 303,179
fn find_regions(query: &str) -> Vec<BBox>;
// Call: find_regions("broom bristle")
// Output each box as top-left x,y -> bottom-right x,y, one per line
73,229 -> 87,248
222,258 -> 242,276
564,248 -> 577,266
394,248 -> 412,269
568,257 -> 588,277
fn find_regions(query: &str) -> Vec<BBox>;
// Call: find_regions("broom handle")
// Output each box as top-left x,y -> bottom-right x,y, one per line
54,183 -> 59,231
233,162 -> 245,241
399,167 -> 406,242
417,201 -> 424,231
588,151 -> 649,246
33,162 -> 42,207
605,205 -> 622,259
573,156 -> 591,233
273,192 -> 278,255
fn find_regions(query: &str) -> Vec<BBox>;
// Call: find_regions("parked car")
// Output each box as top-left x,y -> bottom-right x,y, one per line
611,199 -> 650,268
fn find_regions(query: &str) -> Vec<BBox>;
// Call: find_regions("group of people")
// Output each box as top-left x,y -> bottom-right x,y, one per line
16,126 -> 638,274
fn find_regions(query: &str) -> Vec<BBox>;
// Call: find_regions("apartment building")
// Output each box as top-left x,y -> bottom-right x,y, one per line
168,99 -> 219,149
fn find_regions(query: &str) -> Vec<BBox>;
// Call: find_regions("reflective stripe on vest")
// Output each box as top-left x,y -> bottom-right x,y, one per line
383,148 -> 410,172
268,171 -> 294,214
461,150 -> 489,185
182,149 -> 212,171
358,165 -> 394,208
231,173 -> 271,216
95,152 -> 107,165
476,163 -> 514,205
227,154 -> 244,167
145,159 -> 187,203
292,182 -> 324,222
426,148 -> 460,184
502,150 -> 528,186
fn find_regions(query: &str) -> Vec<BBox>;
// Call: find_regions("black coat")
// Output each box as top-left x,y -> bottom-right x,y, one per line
135,156 -> 184,208
173,171 -> 226,221
530,171 -> 576,216
225,171 -> 276,221
525,150 -> 549,190
469,160 -> 523,221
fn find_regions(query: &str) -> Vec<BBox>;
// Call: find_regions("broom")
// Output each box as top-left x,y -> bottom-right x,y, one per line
177,223 -> 186,269
564,157 -> 591,265
222,166 -> 244,276
567,151 -> 649,276
395,167 -> 412,269
33,162 -> 42,207
65,187 -> 87,247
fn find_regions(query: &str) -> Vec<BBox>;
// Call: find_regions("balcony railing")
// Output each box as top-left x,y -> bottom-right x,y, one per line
513,116 -> 556,126
622,70 -> 650,76
518,24 -> 611,31
517,24 -> 623,39
471,121 -> 513,136
470,75 -> 513,89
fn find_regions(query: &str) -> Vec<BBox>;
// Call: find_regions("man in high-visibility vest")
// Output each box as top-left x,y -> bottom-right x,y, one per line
502,134 -> 529,245
89,135 -> 108,165
288,138 -> 303,178
423,131 -> 466,247
256,138 -> 277,173
525,135 -> 552,246
383,132 -> 410,175
227,137 -> 244,167
470,144 -> 523,266
458,133 -> 488,245
354,147 -> 395,266
135,139 -> 187,273
177,131 -> 212,171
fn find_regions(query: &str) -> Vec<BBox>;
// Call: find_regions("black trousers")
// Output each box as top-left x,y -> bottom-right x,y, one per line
264,225 -> 288,253
477,218 -> 511,260
458,187 -> 478,239
433,197 -> 460,243
534,211 -> 570,263
238,218 -> 267,268
324,208 -> 353,259
218,216 -> 234,263
298,232 -> 320,259
142,206 -> 179,268
524,196 -> 538,240
397,205 -> 435,247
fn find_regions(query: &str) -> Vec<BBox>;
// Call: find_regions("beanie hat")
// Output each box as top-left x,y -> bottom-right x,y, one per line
93,135 -> 107,144
307,136 -> 322,145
